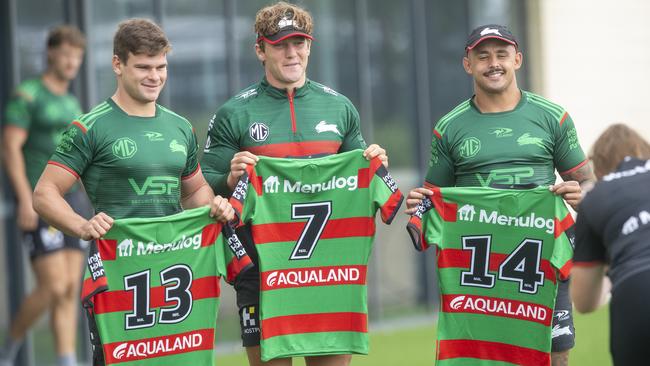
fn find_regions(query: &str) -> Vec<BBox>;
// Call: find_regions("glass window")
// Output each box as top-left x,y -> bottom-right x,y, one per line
301,0 -> 359,104
85,0 -> 155,105
162,0 -> 227,145
365,0 -> 416,168
15,0 -> 66,80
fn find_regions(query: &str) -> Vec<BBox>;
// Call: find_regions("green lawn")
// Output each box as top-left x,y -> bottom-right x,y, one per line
217,306 -> 611,366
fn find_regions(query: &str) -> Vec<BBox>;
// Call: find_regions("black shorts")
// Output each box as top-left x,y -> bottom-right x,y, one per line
610,270 -> 650,365
236,265 -> 261,347
234,223 -> 262,347
23,190 -> 92,259
551,279 -> 575,352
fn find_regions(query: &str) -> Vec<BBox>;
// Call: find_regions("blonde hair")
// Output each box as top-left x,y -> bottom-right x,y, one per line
255,2 -> 313,42
590,123 -> 650,179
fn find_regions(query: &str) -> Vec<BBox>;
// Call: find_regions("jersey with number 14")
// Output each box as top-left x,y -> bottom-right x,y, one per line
230,150 -> 403,361
407,187 -> 573,366
81,207 -> 252,365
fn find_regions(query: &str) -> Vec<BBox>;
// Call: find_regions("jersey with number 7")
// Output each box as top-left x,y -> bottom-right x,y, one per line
407,186 -> 574,366
229,150 -> 403,361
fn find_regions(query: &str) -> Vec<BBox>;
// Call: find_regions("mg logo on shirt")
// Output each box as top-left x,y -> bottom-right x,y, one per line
112,137 -> 138,159
458,137 -> 481,158
249,122 -> 269,142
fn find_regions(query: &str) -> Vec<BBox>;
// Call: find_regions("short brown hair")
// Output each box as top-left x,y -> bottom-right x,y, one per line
113,18 -> 171,64
255,2 -> 313,43
590,123 -> 650,179
47,25 -> 86,49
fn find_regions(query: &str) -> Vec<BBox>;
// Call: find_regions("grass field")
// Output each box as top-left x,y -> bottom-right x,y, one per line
217,306 -> 611,366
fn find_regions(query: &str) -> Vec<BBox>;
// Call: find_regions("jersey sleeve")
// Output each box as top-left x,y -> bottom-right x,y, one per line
552,112 -> 588,175
550,200 -> 575,280
424,130 -> 456,187
339,101 -> 367,152
181,128 -> 200,179
229,163 -> 258,226
217,224 -> 254,284
406,197 -> 441,252
4,85 -> 34,129
200,108 -> 241,196
573,203 -> 607,265
49,121 -> 93,178
80,241 -> 109,307
368,157 -> 403,224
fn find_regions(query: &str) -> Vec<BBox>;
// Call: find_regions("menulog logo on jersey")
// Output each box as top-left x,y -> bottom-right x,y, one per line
444,294 -> 551,326
457,204 -> 555,234
262,265 -> 367,290
106,329 -> 213,363
263,174 -> 357,194
116,233 -> 203,258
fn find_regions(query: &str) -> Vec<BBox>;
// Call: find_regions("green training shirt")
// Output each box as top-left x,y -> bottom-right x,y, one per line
201,77 -> 367,196
407,187 -> 574,365
425,91 -> 587,187
50,99 -> 199,219
4,78 -> 82,187
81,206 -> 253,365
229,150 -> 403,361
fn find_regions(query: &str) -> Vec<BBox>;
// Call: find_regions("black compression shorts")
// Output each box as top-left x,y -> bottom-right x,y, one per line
23,190 -> 92,259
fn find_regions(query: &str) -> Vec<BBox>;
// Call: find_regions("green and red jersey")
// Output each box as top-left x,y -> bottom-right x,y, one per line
425,91 -> 587,188
3,78 -> 82,187
81,206 -> 253,365
50,99 -> 200,219
229,150 -> 403,361
407,186 -> 574,366
201,77 -> 367,196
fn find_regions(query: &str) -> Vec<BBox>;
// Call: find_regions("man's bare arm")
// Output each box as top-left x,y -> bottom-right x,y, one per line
181,168 -> 234,222
551,163 -> 597,210
560,162 -> 597,187
33,164 -> 113,240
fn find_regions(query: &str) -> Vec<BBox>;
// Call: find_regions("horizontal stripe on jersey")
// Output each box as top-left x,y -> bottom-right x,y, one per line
262,312 -> 368,340
437,339 -> 549,366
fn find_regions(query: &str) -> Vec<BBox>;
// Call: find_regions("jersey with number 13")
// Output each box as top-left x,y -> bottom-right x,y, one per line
81,207 -> 252,365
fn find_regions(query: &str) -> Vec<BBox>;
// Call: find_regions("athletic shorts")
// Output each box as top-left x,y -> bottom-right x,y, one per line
23,190 -> 92,259
236,264 -> 262,347
610,270 -> 650,365
551,279 -> 575,352
234,223 -> 262,347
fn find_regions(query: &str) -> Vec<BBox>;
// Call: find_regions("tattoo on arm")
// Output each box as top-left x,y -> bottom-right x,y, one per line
561,162 -> 596,185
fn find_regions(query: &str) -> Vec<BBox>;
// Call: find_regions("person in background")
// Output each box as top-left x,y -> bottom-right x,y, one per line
1,25 -> 87,366
571,123 -> 650,366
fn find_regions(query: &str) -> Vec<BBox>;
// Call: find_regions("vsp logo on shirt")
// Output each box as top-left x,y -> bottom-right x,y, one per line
128,176 -> 179,196
262,175 -> 358,194
458,204 -> 555,234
